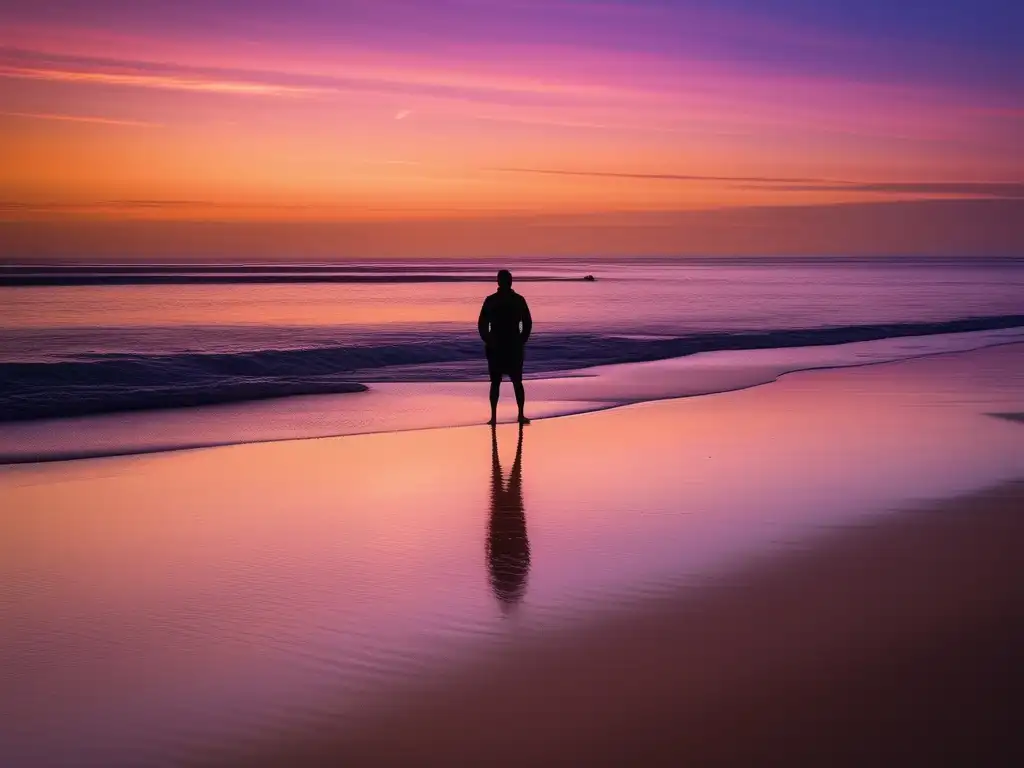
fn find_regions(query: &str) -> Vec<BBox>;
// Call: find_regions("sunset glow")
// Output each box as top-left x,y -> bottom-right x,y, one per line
1,0 -> 1021,257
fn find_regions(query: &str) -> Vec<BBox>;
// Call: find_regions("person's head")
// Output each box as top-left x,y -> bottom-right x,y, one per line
497,269 -> 513,290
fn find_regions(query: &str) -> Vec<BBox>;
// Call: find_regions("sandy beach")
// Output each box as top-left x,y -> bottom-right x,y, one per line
3,344 -> 1024,766
234,481 -> 1024,767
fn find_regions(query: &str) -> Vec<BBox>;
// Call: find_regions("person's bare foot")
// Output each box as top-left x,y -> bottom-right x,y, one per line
518,415 -> 531,425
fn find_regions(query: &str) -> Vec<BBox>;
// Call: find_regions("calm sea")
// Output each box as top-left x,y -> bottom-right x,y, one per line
1,257 -> 1023,458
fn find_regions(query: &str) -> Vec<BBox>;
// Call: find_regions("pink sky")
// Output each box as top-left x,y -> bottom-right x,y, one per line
1,0 -> 1021,256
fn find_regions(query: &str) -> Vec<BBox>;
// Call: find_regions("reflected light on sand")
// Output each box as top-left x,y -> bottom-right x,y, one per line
2,346 -> 1024,765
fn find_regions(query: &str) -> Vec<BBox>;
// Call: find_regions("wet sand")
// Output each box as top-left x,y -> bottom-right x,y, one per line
237,480 -> 1022,767
3,344 -> 1024,766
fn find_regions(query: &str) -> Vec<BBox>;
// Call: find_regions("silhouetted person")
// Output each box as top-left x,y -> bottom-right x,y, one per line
478,269 -> 532,425
486,424 -> 530,611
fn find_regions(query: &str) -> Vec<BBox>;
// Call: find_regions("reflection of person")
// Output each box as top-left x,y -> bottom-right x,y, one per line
487,424 -> 530,611
478,269 -> 533,425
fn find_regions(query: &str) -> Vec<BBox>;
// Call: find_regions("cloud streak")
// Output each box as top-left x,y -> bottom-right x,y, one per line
493,168 -> 1024,198
0,47 -> 624,106
0,110 -> 160,127
0,63 -> 327,98
491,167 -> 833,184
752,181 -> 1024,198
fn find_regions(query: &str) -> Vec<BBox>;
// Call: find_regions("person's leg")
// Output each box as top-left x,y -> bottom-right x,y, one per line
511,375 -> 529,424
510,347 -> 528,423
487,351 -> 501,424
488,375 -> 500,425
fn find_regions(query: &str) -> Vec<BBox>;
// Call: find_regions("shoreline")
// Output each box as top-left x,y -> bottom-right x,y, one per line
3,332 -> 1023,466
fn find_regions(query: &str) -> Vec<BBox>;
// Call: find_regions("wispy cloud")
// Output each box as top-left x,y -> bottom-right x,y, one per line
0,64 -> 327,97
0,200 -> 210,211
0,47 -> 619,106
493,168 -> 1024,198
491,167 -> 832,184
0,110 -> 160,127
750,181 -> 1024,198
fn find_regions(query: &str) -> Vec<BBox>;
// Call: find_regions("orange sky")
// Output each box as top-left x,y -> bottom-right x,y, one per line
1,0 -> 1021,257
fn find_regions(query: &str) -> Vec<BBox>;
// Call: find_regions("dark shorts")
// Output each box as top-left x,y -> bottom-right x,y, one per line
486,345 -> 524,380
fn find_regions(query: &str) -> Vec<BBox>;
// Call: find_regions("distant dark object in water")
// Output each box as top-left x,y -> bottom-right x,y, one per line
583,274 -> 596,281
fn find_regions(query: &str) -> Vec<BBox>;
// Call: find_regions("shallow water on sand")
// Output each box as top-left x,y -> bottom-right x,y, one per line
2,345 -> 1024,766
3,259 -> 1023,429
3,327 -> 1023,463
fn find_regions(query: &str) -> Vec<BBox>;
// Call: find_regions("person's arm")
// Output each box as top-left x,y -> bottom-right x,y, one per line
478,299 -> 491,345
520,297 -> 533,345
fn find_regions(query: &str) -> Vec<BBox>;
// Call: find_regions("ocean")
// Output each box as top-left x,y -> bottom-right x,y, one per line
2,257 -> 1023,461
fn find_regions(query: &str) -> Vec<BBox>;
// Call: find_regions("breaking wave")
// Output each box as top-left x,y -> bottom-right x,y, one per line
2,314 -> 1022,422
